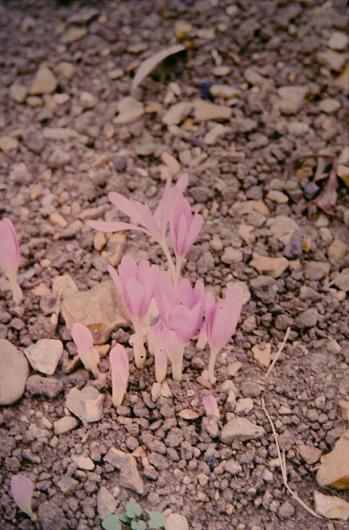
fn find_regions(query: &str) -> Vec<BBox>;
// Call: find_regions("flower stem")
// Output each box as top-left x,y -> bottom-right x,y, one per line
133,327 -> 146,369
208,347 -> 220,385
9,276 -> 23,305
171,350 -> 184,382
160,239 -> 177,284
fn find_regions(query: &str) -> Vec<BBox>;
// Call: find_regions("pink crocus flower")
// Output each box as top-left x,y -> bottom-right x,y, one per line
11,474 -> 36,521
153,272 -> 205,380
0,218 -> 23,304
108,255 -> 159,369
169,193 -> 203,281
109,344 -> 129,407
203,286 -> 244,384
71,323 -> 100,378
88,175 -> 188,281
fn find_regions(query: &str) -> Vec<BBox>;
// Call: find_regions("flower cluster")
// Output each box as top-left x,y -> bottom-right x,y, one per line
88,174 -> 244,402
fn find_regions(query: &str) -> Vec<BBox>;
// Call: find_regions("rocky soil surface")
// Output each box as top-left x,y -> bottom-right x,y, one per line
0,1 -> 348,529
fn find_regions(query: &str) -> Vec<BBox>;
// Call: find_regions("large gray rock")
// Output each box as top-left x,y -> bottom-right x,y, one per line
0,339 -> 29,405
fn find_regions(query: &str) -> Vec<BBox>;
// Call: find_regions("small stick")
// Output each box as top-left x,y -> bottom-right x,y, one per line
261,398 -> 321,519
265,327 -> 291,379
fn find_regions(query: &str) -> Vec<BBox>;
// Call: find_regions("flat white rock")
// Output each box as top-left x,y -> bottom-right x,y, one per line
25,339 -> 63,375
221,417 -> 265,443
0,339 -> 29,405
314,491 -> 349,520
66,386 -> 104,424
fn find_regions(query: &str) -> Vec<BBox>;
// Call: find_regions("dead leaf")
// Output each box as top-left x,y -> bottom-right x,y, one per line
131,44 -> 185,91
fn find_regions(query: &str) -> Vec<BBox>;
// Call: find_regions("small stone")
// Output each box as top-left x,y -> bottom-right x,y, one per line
49,212 -> 68,228
174,21 -> 192,39
193,100 -> 232,121
56,61 -> 75,79
235,398 -> 254,415
328,32 -> 348,51
62,26 -> 87,44
250,253 -> 289,278
0,339 -> 29,405
298,443 -> 321,465
80,91 -> 96,109
328,239 -> 348,260
165,513 -> 189,530
62,280 -> 128,344
94,232 -> 107,252
287,121 -> 310,136
221,247 -> 243,264
318,50 -> 347,71
278,501 -> 295,519
238,224 -> 256,245
227,361 -> 242,377
10,162 -> 32,184
178,409 -> 200,420
103,233 -> 127,267
30,66 -> 57,95
66,386 -> 104,424
161,152 -> 181,174
277,86 -> 308,114
97,486 -> 117,520
72,455 -> 95,471
43,127 -> 80,141
252,343 -> 271,368
296,308 -> 319,329
314,491 -> 349,520
209,84 -> 239,99
57,475 -> 78,493
267,216 -> 299,245
9,84 -> 27,103
104,448 -> 144,494
0,136 -> 18,152
304,261 -> 330,281
332,269 -> 349,291
26,375 -> 63,399
244,67 -> 268,87
221,417 -> 265,443
38,500 -> 68,530
319,98 -> 341,114
162,102 -> 193,125
317,433 -> 349,490
54,416 -> 78,435
115,97 -> 144,124
24,339 -> 63,375
266,190 -> 288,204
204,124 -> 228,145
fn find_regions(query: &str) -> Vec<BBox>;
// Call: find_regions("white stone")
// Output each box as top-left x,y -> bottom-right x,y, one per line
165,513 -> 189,530
115,97 -> 144,124
328,32 -> 348,51
66,386 -> 104,424
25,339 -> 63,375
162,102 -> 193,125
314,491 -> 349,520
72,455 -> 95,471
287,121 -> 309,136
0,339 -> 29,405
277,86 -> 308,114
30,66 -> 57,95
221,417 -> 265,443
319,98 -> 341,114
54,416 -> 78,435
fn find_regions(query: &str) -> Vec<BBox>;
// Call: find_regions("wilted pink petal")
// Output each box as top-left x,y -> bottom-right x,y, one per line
11,474 -> 36,521
71,323 -> 100,378
0,217 -> 23,304
110,344 -> 129,407
202,395 -> 220,419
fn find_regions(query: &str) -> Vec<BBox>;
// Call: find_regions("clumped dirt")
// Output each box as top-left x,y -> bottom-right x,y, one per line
0,1 -> 348,529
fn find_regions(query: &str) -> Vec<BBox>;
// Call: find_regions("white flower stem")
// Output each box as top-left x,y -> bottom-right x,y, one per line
160,239 -> 177,284
171,349 -> 184,382
208,347 -> 220,385
133,326 -> 146,369
8,274 -> 23,305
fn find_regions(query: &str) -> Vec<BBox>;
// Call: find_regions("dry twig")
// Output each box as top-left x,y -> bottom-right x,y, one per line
265,327 -> 291,379
261,397 -> 321,519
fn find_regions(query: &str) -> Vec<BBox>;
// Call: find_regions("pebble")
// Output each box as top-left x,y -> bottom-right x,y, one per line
29,66 -> 57,95
26,375 -> 63,399
221,418 -> 265,443
328,31 -> 348,51
209,84 -> 239,99
277,86 -> 308,114
304,261 -> 330,281
328,239 -> 348,261
332,269 -> 349,291
0,136 -> 18,152
174,21 -> 192,39
38,500 -> 68,530
250,253 -> 289,278
165,513 -> 189,530
62,26 -> 87,44
267,190 -> 288,204
9,83 -> 27,102
10,162 -> 32,184
24,339 -> 63,375
235,398 -> 254,415
295,308 -> 319,329
278,501 -> 295,519
204,124 -> 228,145
66,386 -> 104,424
318,50 -> 347,71
287,121 -> 309,136
53,416 -> 78,435
193,99 -> 232,121
104,447 -> 144,494
252,343 -> 271,368
319,98 -> 341,114
316,433 -> 349,490
72,455 -> 95,471
314,491 -> 349,520
221,247 -> 243,264
0,339 -> 29,405
162,102 -> 193,125
97,486 -> 117,520
297,443 -> 321,465
115,97 -> 144,124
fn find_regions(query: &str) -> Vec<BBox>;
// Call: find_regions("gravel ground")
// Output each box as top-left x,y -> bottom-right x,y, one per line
0,1 -> 348,529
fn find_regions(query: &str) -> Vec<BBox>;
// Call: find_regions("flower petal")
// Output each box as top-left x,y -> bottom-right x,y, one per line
11,474 -> 36,521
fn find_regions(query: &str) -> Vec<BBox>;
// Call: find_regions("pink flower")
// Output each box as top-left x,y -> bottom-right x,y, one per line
11,474 -> 36,521
110,344 -> 129,407
169,193 -> 203,260
0,217 -> 23,304
71,323 -> 100,378
148,320 -> 184,381
203,286 -> 244,384
88,174 -> 188,244
109,255 -> 159,368
155,272 -> 204,343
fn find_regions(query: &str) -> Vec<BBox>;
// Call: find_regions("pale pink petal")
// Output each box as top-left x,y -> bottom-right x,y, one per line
177,278 -> 193,307
204,291 -> 217,340
118,255 -> 138,282
108,192 -> 159,237
71,322 -> 93,352
11,474 -> 36,521
202,395 -> 220,418
183,213 -> 203,255
87,220 -> 148,234
175,173 -> 189,193
196,326 -> 207,350
0,218 -> 20,273
210,287 -> 244,350
108,265 -> 127,310
110,344 -> 129,407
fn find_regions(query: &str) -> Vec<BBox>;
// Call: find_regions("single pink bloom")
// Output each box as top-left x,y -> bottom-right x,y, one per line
108,255 -> 158,322
202,395 -> 220,419
71,323 -> 100,378
88,174 -> 188,244
0,217 -> 23,303
110,344 -> 129,407
154,272 -> 204,343
169,193 -> 203,259
11,474 -> 36,521
204,286 -> 244,383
